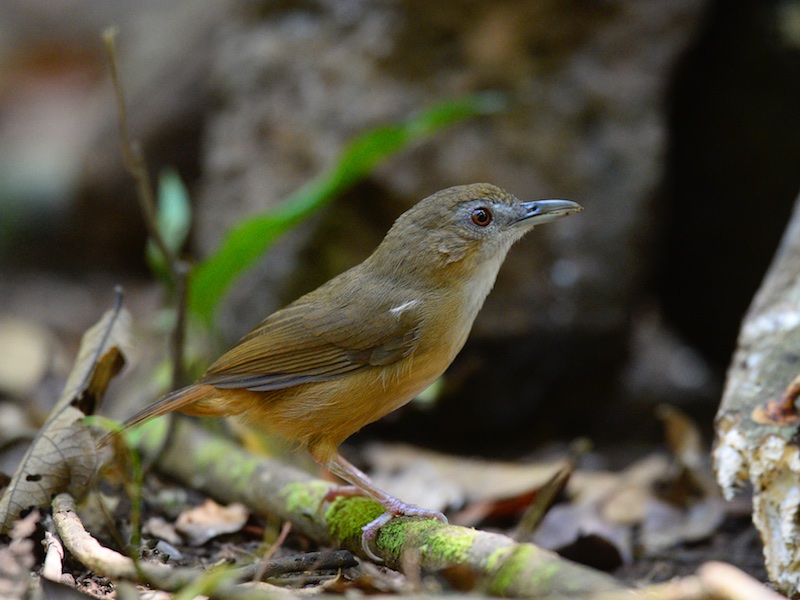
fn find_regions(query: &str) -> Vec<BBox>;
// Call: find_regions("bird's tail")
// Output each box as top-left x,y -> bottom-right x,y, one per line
97,384 -> 205,447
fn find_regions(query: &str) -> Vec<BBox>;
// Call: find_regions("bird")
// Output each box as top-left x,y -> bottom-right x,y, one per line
106,183 -> 581,558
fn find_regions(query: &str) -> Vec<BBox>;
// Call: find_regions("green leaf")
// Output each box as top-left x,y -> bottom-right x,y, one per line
146,168 -> 192,278
188,92 -> 506,324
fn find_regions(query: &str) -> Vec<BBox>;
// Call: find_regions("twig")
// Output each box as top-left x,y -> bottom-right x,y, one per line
170,259 -> 190,385
253,521 -> 291,582
101,26 -> 190,388
236,550 -> 357,581
102,27 -> 174,267
52,493 -> 355,598
51,493 -> 289,597
697,561 -> 786,600
41,530 -> 65,582
53,493 -> 146,581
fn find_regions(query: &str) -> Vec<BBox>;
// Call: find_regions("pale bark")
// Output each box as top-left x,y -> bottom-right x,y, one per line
714,190 -> 800,596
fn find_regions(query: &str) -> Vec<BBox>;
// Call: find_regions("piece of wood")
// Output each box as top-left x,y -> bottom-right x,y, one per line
714,190 -> 800,595
142,418 -> 627,598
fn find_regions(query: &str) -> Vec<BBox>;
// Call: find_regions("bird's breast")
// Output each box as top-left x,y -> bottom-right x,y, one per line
239,284 -> 489,451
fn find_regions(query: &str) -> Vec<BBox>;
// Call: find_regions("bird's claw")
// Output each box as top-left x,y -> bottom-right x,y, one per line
360,503 -> 448,562
318,484 -> 364,519
360,512 -> 394,561
318,486 -> 447,562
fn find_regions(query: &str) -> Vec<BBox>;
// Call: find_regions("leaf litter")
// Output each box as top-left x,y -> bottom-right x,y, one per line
362,406 -> 739,576
0,297 -> 771,598
0,292 -> 131,533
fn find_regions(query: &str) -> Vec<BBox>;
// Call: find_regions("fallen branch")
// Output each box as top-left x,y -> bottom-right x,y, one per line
52,493 -> 341,598
713,190 -> 800,595
41,529 -> 65,583
138,418 -> 627,598
536,562 -> 784,600
53,493 -> 155,582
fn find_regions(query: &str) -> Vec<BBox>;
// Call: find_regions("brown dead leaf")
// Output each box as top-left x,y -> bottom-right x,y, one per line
658,405 -> 705,475
143,516 -> 183,546
532,501 -> 632,569
0,294 -> 131,533
530,454 -> 672,567
641,495 -> 726,552
511,462 -> 573,538
633,406 -> 726,552
599,453 -> 672,525
453,488 -> 540,528
175,499 -> 249,546
364,442 -> 567,512
658,404 -> 719,497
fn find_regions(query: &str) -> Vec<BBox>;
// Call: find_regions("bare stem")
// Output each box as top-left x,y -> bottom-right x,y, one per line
102,27 -> 190,389
170,260 -> 190,386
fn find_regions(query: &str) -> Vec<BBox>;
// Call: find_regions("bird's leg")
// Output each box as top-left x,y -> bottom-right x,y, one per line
321,452 -> 447,560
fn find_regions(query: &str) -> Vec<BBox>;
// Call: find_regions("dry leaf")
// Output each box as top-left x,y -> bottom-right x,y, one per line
0,294 -> 131,533
532,502 -> 632,569
143,516 -> 183,546
511,463 -> 573,538
641,495 -> 726,552
598,453 -> 672,525
640,406 -> 725,552
175,499 -> 249,546
364,442 -> 567,512
531,454 -> 672,566
658,404 -> 719,495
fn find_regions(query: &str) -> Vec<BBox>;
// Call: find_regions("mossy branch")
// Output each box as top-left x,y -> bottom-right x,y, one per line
138,419 -> 627,598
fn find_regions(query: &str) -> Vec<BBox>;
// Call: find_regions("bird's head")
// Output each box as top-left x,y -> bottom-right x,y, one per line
372,183 -> 582,281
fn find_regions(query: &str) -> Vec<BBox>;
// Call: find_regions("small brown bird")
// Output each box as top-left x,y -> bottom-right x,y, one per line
111,183 -> 581,556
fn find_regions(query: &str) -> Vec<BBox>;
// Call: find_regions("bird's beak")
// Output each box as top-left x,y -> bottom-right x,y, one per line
515,199 -> 582,226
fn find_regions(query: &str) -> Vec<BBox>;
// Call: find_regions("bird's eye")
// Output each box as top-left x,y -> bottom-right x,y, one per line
471,207 -> 492,226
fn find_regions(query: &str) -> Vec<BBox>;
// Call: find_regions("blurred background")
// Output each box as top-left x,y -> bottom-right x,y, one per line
2,0 -> 800,458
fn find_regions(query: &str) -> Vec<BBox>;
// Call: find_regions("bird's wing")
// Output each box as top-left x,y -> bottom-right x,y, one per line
200,290 -> 423,391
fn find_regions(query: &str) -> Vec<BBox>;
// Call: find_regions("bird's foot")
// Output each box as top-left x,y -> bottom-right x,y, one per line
360,500 -> 447,561
318,485 -> 365,520
319,483 -> 447,561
